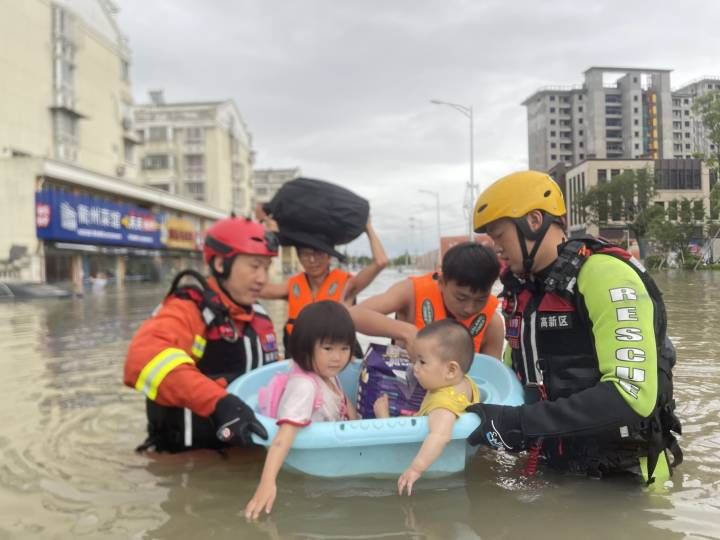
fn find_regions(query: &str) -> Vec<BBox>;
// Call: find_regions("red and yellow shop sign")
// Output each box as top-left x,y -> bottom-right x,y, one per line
164,217 -> 198,250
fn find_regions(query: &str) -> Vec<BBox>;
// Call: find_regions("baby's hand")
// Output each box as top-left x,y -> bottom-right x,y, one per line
373,394 -> 390,418
398,467 -> 422,496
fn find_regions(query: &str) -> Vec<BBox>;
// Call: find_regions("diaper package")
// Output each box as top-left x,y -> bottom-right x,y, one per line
356,343 -> 426,419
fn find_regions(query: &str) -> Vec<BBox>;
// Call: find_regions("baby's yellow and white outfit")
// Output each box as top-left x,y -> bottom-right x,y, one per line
416,375 -> 481,416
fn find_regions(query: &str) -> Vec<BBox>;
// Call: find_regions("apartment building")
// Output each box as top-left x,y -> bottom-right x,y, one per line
0,1 -> 226,286
134,92 -> 254,216
524,67 -> 720,172
0,0 -> 139,178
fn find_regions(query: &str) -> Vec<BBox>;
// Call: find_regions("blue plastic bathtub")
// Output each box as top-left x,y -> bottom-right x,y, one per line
226,353 -> 524,478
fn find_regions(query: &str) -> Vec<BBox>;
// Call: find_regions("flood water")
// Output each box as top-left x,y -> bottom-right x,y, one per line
0,268 -> 719,539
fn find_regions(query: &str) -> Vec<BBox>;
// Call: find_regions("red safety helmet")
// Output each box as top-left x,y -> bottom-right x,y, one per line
203,217 -> 278,265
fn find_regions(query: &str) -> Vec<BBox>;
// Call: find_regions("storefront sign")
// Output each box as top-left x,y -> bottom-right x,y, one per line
163,217 -> 199,250
35,190 -> 162,248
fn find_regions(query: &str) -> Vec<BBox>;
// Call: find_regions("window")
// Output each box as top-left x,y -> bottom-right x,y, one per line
633,77 -> 638,83
550,95 -> 556,101
685,110 -> 690,115
693,200 -> 704,221
550,119 -> 556,125
685,132 -> 691,138
185,182 -> 206,201
667,201 -> 678,220
148,127 -> 168,142
606,106 -> 622,115
143,154 -> 170,170
634,143 -> 639,150
633,95 -> 638,102
672,98 -> 681,106
550,130 -> 556,137
121,59 -> 130,83
550,142 -> 556,148
598,169 -> 607,183
634,131 -> 639,137
185,127 -> 204,143
551,154 -> 557,160
673,121 -> 682,129
560,108 -> 571,115
633,107 -> 639,114
579,118 -> 583,124
550,107 -> 556,113
578,95 -> 583,100
611,169 -> 621,178
655,160 -> 702,190
686,144 -> 691,149
634,119 -> 639,125
579,141 -> 584,148
683,98 -> 689,104
685,121 -> 690,127
673,144 -> 682,151
579,129 -> 584,136
579,153 -> 584,159
184,154 -> 204,173
578,106 -> 583,112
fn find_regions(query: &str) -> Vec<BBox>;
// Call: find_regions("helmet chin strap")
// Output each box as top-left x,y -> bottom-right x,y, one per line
513,212 -> 555,274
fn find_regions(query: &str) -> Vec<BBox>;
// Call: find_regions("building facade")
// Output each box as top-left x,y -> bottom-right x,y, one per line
524,67 -> 720,172
564,158 -> 715,241
134,92 -> 254,216
0,1 -> 229,287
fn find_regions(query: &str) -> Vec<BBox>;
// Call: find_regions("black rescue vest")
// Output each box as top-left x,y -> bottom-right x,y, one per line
139,270 -> 278,453
501,237 -> 682,479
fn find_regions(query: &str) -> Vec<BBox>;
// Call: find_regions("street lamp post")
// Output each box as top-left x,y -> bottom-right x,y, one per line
430,99 -> 475,238
419,189 -> 441,266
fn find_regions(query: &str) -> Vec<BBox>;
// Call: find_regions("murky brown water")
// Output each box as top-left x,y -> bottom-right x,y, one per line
0,269 -> 718,539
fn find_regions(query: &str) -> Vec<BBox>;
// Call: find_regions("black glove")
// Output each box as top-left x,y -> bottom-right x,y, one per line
466,403 -> 525,452
211,394 -> 269,446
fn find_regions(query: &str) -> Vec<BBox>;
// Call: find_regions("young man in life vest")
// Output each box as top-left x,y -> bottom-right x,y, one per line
124,217 -> 279,452
259,215 -> 389,353
465,171 -> 682,484
349,242 -> 504,359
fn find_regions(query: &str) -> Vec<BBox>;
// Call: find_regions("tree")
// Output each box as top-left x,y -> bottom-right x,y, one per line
580,168 -> 660,256
693,90 -> 720,225
692,90 -> 720,172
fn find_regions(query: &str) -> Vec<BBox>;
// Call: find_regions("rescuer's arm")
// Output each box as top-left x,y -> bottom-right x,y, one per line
343,218 -> 389,302
479,311 -> 505,359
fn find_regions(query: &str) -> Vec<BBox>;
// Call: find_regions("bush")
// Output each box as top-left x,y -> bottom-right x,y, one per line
643,255 -> 663,269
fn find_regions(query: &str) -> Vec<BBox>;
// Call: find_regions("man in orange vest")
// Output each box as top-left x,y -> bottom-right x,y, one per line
260,215 -> 389,353
350,242 -> 504,358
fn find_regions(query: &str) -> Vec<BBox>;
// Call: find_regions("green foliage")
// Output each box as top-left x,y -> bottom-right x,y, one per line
692,90 -> 720,172
580,168 -> 658,240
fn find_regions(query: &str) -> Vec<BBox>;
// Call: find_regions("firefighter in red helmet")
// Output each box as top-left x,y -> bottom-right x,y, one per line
124,217 -> 280,452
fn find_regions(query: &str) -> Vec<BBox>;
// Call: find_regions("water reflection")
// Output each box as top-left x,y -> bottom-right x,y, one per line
0,270 -> 718,538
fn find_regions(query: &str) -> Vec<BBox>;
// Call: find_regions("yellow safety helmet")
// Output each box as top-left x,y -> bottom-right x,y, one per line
473,171 -> 566,232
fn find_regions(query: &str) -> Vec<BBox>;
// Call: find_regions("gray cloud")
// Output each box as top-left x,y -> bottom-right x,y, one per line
118,0 -> 720,256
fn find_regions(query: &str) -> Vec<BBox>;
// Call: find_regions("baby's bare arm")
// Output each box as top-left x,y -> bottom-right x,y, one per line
398,408 -> 456,495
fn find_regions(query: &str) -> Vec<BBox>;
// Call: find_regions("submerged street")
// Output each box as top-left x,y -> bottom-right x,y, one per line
0,268 -> 718,538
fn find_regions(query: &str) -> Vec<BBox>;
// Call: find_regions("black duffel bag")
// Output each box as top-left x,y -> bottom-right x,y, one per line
263,177 -> 369,256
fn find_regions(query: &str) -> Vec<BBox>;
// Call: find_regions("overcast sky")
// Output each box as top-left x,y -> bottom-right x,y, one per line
117,0 -> 720,257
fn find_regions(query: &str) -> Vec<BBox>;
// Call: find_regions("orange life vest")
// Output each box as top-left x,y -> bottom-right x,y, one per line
285,268 -> 352,336
410,272 -> 499,353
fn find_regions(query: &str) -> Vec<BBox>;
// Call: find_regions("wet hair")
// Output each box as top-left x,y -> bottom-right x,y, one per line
289,300 -> 357,372
441,242 -> 500,293
417,319 -> 475,373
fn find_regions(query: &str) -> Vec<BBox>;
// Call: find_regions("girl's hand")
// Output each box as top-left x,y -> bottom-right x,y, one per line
398,467 -> 422,496
373,394 -> 390,418
244,481 -> 277,520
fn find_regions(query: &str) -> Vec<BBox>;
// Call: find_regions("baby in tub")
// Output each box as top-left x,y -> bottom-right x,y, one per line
374,319 -> 480,495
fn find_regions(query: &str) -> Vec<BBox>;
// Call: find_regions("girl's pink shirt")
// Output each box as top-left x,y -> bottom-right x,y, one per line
276,373 -> 350,426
